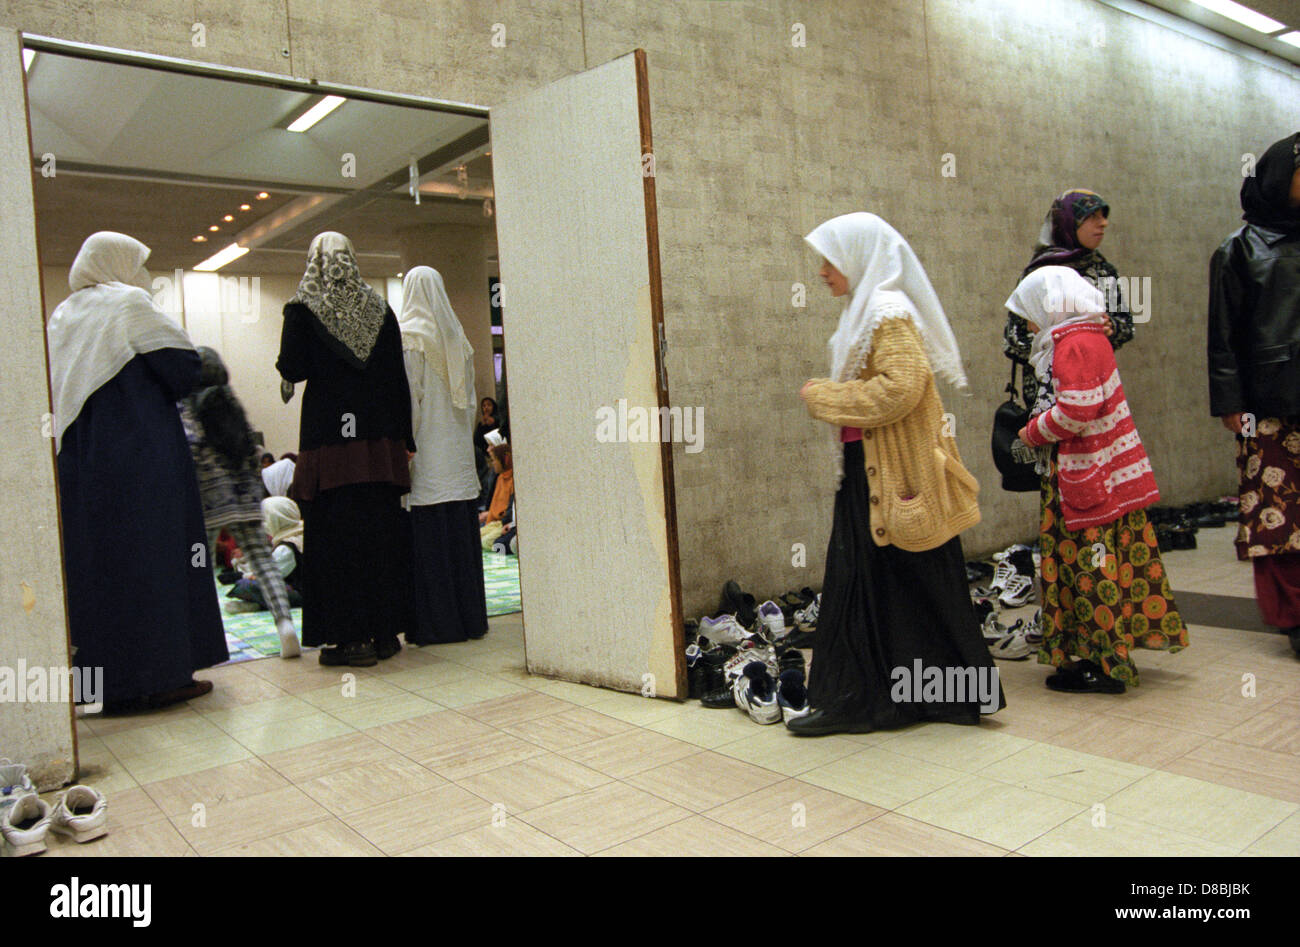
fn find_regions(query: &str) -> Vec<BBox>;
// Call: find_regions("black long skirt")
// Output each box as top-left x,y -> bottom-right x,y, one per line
409,499 -> 490,644
297,483 -> 414,647
806,440 -> 1005,728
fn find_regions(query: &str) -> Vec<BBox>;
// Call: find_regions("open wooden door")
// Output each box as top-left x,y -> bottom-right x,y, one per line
0,28 -> 77,789
490,50 -> 685,698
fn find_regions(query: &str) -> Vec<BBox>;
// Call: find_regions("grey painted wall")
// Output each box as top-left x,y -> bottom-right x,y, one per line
2,0 -> 1296,626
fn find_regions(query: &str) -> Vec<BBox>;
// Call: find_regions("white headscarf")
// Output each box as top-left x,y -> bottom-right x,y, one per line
398,266 -> 474,409
261,496 -> 304,553
46,232 -> 194,452
1004,266 -> 1107,385
261,457 -> 295,497
804,212 -> 967,388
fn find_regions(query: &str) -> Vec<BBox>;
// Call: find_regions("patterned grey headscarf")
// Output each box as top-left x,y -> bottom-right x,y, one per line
291,231 -> 388,367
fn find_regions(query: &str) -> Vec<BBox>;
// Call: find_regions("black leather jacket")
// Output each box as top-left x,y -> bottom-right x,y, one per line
1208,224 -> 1300,418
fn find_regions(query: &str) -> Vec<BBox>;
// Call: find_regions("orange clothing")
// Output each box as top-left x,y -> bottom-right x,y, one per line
485,469 -> 514,524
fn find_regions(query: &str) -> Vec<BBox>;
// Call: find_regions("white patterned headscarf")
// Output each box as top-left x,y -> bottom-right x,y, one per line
290,231 -> 388,367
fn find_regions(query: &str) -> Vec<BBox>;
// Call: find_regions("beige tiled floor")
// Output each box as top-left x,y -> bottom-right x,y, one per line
37,528 -> 1300,856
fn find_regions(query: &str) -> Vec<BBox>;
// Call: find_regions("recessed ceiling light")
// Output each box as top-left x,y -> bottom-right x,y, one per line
1279,30 -> 1300,47
209,225 -> 220,232
1190,0 -> 1286,34
192,235 -> 207,243
22,49 -> 35,72
223,214 -> 234,222
256,192 -> 269,200
194,243 -> 249,272
287,94 -> 346,133
239,203 -> 251,211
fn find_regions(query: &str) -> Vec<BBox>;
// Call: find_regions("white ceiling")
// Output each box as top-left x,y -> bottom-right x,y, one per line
25,52 -> 486,191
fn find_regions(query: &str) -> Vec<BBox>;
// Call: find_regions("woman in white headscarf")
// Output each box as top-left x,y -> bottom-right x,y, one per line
791,212 -> 1001,735
47,231 -> 228,710
400,266 -> 490,643
277,232 -> 415,667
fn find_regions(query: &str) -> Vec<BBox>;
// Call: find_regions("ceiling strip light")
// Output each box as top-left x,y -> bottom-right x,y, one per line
287,95 -> 345,133
194,243 -> 249,272
1190,0 -> 1286,34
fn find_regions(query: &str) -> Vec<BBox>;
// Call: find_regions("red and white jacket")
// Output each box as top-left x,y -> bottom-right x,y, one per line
1021,323 -> 1159,530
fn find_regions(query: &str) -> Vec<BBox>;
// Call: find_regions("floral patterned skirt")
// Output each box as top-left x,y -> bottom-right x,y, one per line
1038,457 -> 1188,685
1235,418 -> 1300,559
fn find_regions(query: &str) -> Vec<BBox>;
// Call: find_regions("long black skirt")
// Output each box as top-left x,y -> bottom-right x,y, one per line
298,483 -> 414,647
409,499 -> 489,644
807,440 -> 1005,728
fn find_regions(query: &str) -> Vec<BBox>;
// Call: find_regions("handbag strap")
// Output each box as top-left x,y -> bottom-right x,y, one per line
1005,360 -> 1020,398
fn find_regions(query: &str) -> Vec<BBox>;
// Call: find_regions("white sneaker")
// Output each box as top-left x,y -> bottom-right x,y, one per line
1,793 -> 51,856
733,663 -> 782,725
777,669 -> 811,724
757,600 -> 787,640
991,628 -> 1035,660
276,616 -> 301,659
990,559 -> 1016,591
794,594 -> 820,631
0,759 -> 34,819
700,614 -> 754,648
722,642 -> 776,685
999,573 -> 1036,607
49,785 -> 108,844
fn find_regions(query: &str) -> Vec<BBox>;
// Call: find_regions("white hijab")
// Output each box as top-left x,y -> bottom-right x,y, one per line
398,266 -> 474,410
1004,266 -> 1107,385
46,232 -> 194,452
804,212 -> 967,388
261,457 -> 295,497
262,496 -> 304,553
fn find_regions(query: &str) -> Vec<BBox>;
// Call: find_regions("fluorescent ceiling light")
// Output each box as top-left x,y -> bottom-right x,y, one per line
287,95 -> 345,133
194,243 -> 249,272
1190,0 -> 1286,33
1279,30 -> 1300,47
22,49 -> 34,72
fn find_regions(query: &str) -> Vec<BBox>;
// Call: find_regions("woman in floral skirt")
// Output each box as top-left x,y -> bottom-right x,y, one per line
1010,266 -> 1188,693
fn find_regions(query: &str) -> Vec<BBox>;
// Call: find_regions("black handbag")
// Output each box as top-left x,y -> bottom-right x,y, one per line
991,361 -> 1041,492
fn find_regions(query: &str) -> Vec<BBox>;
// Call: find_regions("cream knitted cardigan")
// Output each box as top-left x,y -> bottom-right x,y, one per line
803,318 -> 981,552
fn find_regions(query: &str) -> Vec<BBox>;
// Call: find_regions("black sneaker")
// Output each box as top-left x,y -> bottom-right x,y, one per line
319,641 -> 378,668
376,636 -> 402,660
719,580 -> 758,628
782,628 -> 816,650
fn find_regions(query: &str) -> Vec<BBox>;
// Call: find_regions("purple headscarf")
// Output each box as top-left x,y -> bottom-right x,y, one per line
1022,189 -> 1110,277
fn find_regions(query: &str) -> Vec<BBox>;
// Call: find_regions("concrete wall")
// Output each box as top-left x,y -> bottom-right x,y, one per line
4,0 -> 1298,624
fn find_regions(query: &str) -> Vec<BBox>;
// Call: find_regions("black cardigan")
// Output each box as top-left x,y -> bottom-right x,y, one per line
276,301 -> 415,453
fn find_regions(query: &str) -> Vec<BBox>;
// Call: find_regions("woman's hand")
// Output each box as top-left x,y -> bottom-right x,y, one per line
478,511 -> 489,525
1101,314 -> 1114,338
799,380 -> 815,402
1220,413 -> 1246,435
1016,426 -> 1029,443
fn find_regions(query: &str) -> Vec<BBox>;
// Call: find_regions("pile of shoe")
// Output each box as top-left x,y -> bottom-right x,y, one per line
0,759 -> 108,856
1149,497 -> 1237,552
684,581 -> 816,725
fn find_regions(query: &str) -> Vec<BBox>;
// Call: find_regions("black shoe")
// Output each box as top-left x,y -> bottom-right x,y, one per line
719,580 -> 757,628
785,708 -> 875,736
782,629 -> 816,650
1045,662 -> 1124,694
375,636 -> 402,660
775,641 -> 806,676
1287,628 -> 1300,657
701,683 -> 737,708
320,641 -> 378,668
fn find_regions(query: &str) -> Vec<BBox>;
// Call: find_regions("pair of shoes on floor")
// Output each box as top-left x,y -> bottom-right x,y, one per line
320,641 -> 378,667
1,781 -> 107,856
990,549 -> 1036,607
1045,660 -> 1125,694
732,661 -> 811,725
990,615 -> 1040,660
